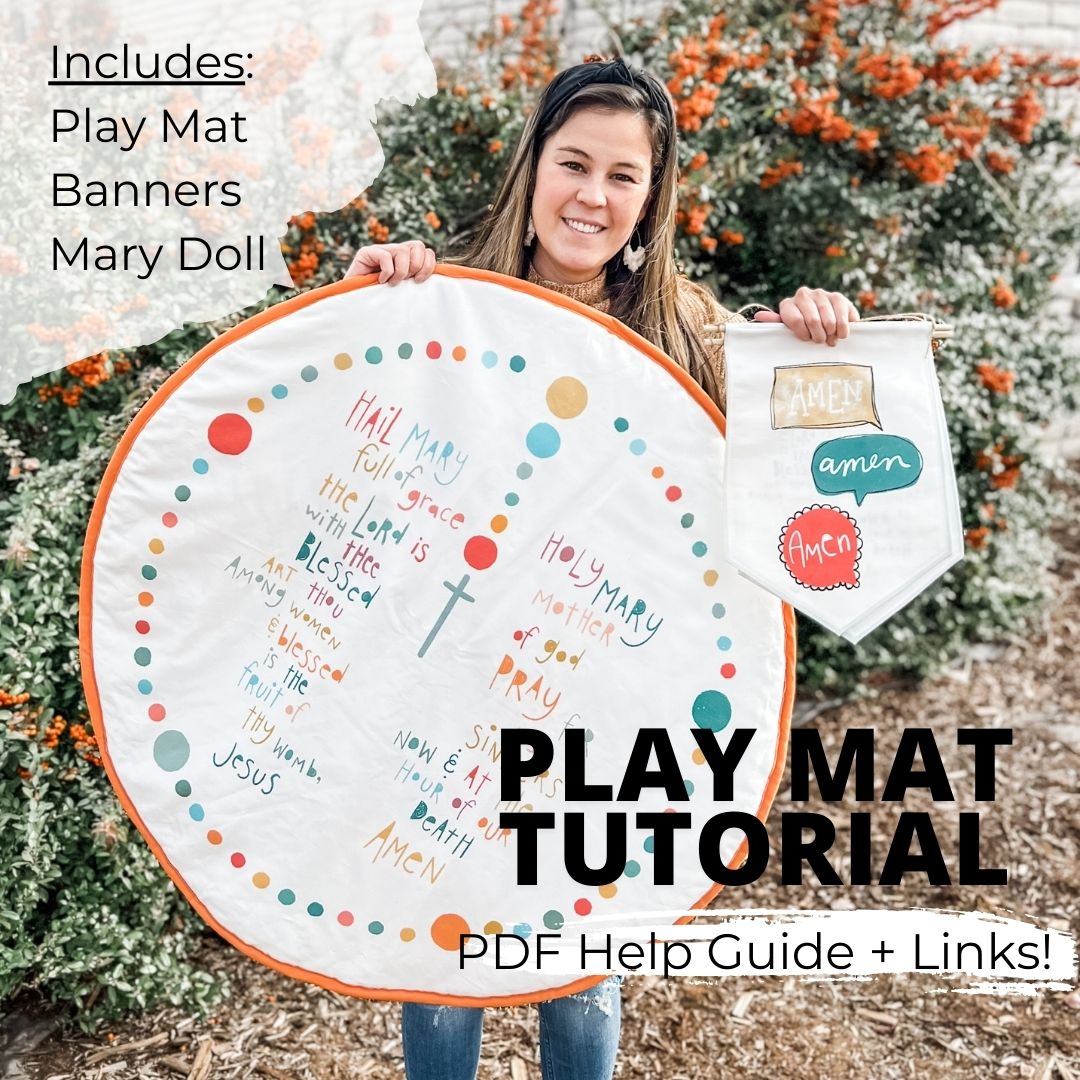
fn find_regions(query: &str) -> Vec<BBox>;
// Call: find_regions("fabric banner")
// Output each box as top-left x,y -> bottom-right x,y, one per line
80,266 -> 793,1005
722,321 -> 963,643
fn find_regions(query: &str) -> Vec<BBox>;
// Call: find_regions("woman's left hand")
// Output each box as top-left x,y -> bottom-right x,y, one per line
753,287 -> 860,347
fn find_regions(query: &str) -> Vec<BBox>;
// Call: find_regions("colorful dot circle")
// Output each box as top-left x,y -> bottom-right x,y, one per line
134,647 -> 151,666
599,884 -> 618,899
253,872 -> 270,889
721,663 -> 737,678
692,689 -> 732,732
491,515 -> 508,533
665,486 -> 682,502
174,485 -> 191,502
717,636 -> 732,651
136,619 -> 151,634
271,384 -> 288,399
153,730 -> 190,771
713,603 -> 726,618
174,779 -> 191,797
624,860 -> 641,878
207,829 -> 222,845
207,413 -> 252,455
398,342 -> 414,359
137,679 -> 153,695
681,513 -> 695,528
161,513 -> 177,528
338,910 -> 354,926
704,570 -> 719,586
192,458 -> 209,475
301,365 -> 318,382
574,898 -> 592,916
138,592 -> 154,606
426,341 -> 442,359
543,910 -> 565,930
231,852 -> 246,868
334,352 -> 353,370
148,704 -> 166,722
481,350 -> 497,368
692,748 -> 706,765
652,466 -> 665,479
148,539 -> 164,555
629,438 -> 646,455
307,902 -> 324,917
614,417 -> 629,432
141,565 -> 157,580
452,345 -> 466,361
643,836 -> 655,854
692,541 -> 708,557
526,422 -> 561,458
189,804 -> 205,822
464,535 -> 498,570
546,376 -> 588,419
247,397 -> 264,412
431,913 -> 471,951
365,346 -> 383,365
509,355 -> 526,373
685,779 -> 695,796
278,889 -> 296,905
505,492 -> 519,507
484,921 -> 503,935
400,927 -> 416,941
368,921 -> 384,934
514,923 -> 532,938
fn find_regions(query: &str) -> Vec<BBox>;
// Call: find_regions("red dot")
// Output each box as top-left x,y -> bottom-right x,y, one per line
664,807 -> 676,813
452,797 -> 461,808
208,413 -> 252,456
513,630 -> 523,640
162,512 -> 178,528
665,485 -> 682,502
464,535 -> 498,570
559,546 -> 575,562
338,911 -> 354,927
231,852 -> 246,868
721,663 -> 736,678
574,898 -> 592,916
426,340 -> 442,359
148,704 -> 166,722
135,620 -> 151,634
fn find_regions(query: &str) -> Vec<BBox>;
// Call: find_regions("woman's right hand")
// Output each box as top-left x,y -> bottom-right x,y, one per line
344,240 -> 436,285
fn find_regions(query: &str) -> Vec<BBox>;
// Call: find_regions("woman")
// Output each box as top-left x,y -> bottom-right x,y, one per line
344,55 -> 857,1080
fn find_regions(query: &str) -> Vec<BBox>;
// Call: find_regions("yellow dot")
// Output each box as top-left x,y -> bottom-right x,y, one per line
400,927 -> 416,941
334,352 -> 353,370
252,872 -> 270,889
546,376 -> 588,419
599,883 -> 618,899
703,569 -> 719,587
148,538 -> 164,555
491,514 -> 508,533
138,592 -> 154,607
484,921 -> 503,935
452,345 -> 467,361
692,748 -> 706,765
247,397 -> 264,413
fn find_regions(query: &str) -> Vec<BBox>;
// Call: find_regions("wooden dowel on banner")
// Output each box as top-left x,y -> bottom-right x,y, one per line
709,312 -> 953,342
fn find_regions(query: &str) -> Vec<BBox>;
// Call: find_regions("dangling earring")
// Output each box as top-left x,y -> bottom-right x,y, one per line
523,215 -> 536,247
623,228 -> 646,272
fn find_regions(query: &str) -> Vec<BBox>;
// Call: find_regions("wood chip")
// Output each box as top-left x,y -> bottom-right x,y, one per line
510,1055 -> 531,1080
84,1031 -> 170,1065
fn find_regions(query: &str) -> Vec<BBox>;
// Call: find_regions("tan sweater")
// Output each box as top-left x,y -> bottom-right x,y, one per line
525,264 -> 744,412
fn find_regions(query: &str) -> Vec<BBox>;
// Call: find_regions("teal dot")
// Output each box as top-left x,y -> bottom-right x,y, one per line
301,365 -> 318,382
712,603 -> 726,618
153,729 -> 190,771
141,565 -> 157,580
514,923 -> 532,938
684,779 -> 695,796
398,342 -> 413,359
175,485 -> 190,502
278,889 -> 296,906
644,835 -> 655,854
481,350 -> 498,368
543,910 -> 565,930
192,458 -> 209,474
174,779 -> 191,797
271,384 -> 288,399
365,346 -> 383,365
368,921 -> 384,934
505,492 -> 519,507
629,438 -> 646,455
692,689 -> 732,732
189,804 -> 205,822
509,355 -> 526,373
137,679 -> 152,695
516,462 -> 533,480
692,541 -> 708,557
134,647 -> 151,666
681,513 -> 695,528
717,636 -> 732,651
624,860 -> 641,878
307,902 -> 324,917
614,417 -> 629,432
526,422 -> 561,458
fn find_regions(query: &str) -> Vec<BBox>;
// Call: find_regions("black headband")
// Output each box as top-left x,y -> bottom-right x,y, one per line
537,56 -> 675,143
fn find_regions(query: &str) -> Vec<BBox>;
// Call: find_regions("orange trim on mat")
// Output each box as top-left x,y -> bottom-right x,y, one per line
78,264 -> 795,1008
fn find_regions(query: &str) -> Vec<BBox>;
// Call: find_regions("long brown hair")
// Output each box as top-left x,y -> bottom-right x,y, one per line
450,65 -> 720,404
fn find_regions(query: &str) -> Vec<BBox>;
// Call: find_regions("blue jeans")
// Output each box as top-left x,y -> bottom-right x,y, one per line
402,976 -> 623,1080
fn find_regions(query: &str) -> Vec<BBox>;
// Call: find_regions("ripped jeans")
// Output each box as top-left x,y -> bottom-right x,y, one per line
402,975 -> 623,1080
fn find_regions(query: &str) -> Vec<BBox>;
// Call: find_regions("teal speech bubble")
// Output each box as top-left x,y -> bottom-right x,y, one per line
811,434 -> 923,506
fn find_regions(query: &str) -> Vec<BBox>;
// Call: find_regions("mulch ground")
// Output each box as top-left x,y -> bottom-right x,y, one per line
10,495 -> 1080,1080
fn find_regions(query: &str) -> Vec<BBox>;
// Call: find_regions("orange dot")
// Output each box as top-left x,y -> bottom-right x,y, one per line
599,884 -> 618,899
148,539 -> 164,554
477,817 -> 488,827
490,515 -> 508,533
252,872 -> 270,889
703,570 -> 719,587
400,927 -> 416,942
431,913 -> 471,951
651,466 -> 664,479
484,921 -> 503,935
138,592 -> 154,607
206,830 -> 222,845
247,397 -> 264,413
334,352 -> 353,370
692,748 -> 706,765
452,345 -> 467,361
